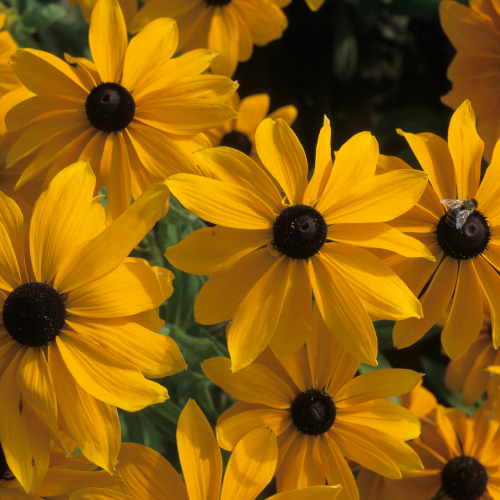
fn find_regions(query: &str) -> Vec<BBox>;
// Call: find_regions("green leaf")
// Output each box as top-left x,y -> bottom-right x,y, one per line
22,3 -> 64,29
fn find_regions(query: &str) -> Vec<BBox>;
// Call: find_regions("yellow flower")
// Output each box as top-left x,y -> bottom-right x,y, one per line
388,100 -> 500,360
0,13 -> 21,99
202,304 -> 424,499
0,161 -> 186,493
130,0 -> 288,77
383,407 -> 500,500
106,399 -> 341,500
205,92 -> 297,162
166,116 -> 432,370
440,0 -> 500,161
5,0 -> 238,221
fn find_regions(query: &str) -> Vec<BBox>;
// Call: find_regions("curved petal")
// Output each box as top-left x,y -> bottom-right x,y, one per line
177,399 -> 222,500
48,343 -> 120,473
269,486 -> 342,500
255,118 -> 308,205
441,260 -> 484,359
166,225 -> 272,275
221,427 -> 277,500
448,100 -> 483,199
202,357 -> 295,408
56,331 -> 169,411
116,442 -> 189,500
0,212 -> 22,291
69,488 -> 136,500
89,0 -> 127,83
208,5 -> 239,77
122,18 -> 178,91
30,162 -> 95,283
235,93 -> 270,135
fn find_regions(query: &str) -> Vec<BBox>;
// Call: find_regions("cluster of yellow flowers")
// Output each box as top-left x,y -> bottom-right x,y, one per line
0,0 -> 498,499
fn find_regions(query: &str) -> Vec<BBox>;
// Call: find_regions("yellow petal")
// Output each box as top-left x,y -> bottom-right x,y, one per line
335,369 -> 422,407
0,204 -> 22,291
202,356 -> 295,408
269,486 -> 342,500
122,18 -> 178,91
54,182 -> 169,292
56,331 -> 169,411
177,399 -> 222,500
316,131 -> 378,217
89,0 -> 127,83
220,427 -> 277,500
235,93 -> 270,135
209,6 -> 239,77
255,118 -> 308,205
268,105 -> 298,126
448,100 -> 483,199
476,134 -> 500,224
49,343 -> 120,472
0,348 -> 50,493
116,442 -> 189,500
69,488 -> 136,500
30,162 -> 95,283
309,255 -> 378,366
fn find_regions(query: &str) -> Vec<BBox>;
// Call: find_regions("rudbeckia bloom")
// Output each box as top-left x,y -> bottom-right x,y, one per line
388,100 -> 500,360
0,161 -> 186,493
130,0 -> 288,77
5,0 -> 238,221
202,305 -> 424,499
107,399 -> 341,500
205,92 -> 297,161
383,407 -> 500,500
440,0 -> 500,161
166,116 -> 432,370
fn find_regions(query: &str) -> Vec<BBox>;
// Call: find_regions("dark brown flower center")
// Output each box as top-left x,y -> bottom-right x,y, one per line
273,205 -> 328,259
3,282 -> 66,346
220,131 -> 252,156
436,210 -> 490,260
291,389 -> 336,435
85,82 -> 135,132
441,455 -> 488,500
205,0 -> 231,5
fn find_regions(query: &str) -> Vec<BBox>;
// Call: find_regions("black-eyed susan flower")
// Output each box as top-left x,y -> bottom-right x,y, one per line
440,0 -> 500,161
205,92 -> 297,162
6,0 -> 238,221
383,407 -> 500,500
388,100 -> 500,360
201,304 -> 424,499
106,399 -> 341,500
166,116 -> 432,370
0,161 -> 186,493
130,0 -> 288,77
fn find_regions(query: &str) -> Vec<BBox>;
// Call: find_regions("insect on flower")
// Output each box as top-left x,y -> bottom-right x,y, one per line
440,198 -> 478,229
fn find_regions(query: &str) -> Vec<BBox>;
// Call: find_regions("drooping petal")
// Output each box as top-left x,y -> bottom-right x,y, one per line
448,100 -> 483,199
89,0 -> 127,83
177,399 -> 222,500
221,426 -> 277,500
49,343 -> 120,472
56,331 -> 169,411
255,118 -> 308,205
116,442 -> 189,500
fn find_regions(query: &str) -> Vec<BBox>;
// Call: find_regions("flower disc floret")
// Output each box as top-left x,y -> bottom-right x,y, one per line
441,455 -> 488,500
273,204 -> 327,259
3,282 -> 66,347
85,82 -> 135,133
436,211 -> 491,260
291,388 -> 336,435
220,130 -> 253,156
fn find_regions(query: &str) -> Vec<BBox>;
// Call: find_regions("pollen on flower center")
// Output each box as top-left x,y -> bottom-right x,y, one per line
220,130 -> 253,156
273,205 -> 328,259
3,282 -> 66,347
436,210 -> 491,260
441,455 -> 488,500
85,82 -> 135,133
291,389 -> 336,435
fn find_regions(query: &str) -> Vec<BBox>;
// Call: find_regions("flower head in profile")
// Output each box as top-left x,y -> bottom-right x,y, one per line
105,399 -> 341,500
202,305 -> 424,500
205,92 -> 297,162
388,100 -> 500,360
5,0 -> 238,221
166,116 -> 432,371
383,407 -> 500,500
440,0 -> 500,161
0,161 -> 186,493
131,0 -> 288,77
